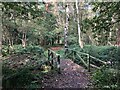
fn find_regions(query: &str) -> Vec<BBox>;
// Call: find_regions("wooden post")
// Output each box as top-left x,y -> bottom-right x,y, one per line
52,38 -> 54,45
58,35 -> 60,44
57,55 -> 61,74
48,49 -> 51,67
48,49 -> 50,60
73,51 -> 76,61
51,52 -> 54,69
87,54 -> 90,72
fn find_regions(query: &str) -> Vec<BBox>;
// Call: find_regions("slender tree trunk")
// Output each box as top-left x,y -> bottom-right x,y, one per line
0,4 -> 2,88
73,2 -> 76,22
107,30 -> 113,45
58,35 -> 60,44
22,32 -> 26,48
117,29 -> 120,46
64,4 -> 69,53
0,5 -> 2,62
75,0 -> 83,48
86,30 -> 96,45
8,38 -> 13,54
21,20 -> 27,48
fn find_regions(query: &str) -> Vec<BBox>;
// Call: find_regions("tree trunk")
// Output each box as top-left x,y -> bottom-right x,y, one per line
0,6 -> 2,62
64,4 -> 69,53
107,30 -> 113,45
75,0 -> 83,48
0,5 -> 2,88
86,30 -> 96,45
8,38 -> 13,54
22,32 -> 26,48
58,35 -> 60,44
117,29 -> 120,46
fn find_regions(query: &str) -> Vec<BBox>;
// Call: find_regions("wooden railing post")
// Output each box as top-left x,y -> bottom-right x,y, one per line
51,52 -> 54,69
57,55 -> 61,74
48,49 -> 52,68
58,35 -> 60,44
48,49 -> 50,61
73,51 -> 76,60
87,54 -> 90,72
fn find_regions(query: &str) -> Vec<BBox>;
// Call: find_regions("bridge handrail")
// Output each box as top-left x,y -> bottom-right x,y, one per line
67,48 -> 106,64
47,49 -> 61,73
67,48 -> 107,71
48,49 -> 61,56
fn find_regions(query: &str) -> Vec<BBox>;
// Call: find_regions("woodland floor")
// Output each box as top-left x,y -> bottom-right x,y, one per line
42,59 -> 90,88
3,46 -> 91,88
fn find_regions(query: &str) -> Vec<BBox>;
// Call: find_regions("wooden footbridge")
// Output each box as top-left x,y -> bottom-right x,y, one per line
41,46 -> 108,88
44,46 -> 107,74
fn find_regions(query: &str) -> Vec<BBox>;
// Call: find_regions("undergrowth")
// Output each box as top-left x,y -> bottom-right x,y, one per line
67,44 -> 120,89
2,45 -> 58,89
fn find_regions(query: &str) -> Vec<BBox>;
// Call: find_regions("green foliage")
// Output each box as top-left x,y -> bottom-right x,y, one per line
68,45 -> 120,88
2,61 -> 47,88
2,2 -> 45,19
2,59 -> 57,88
68,35 -> 78,45
56,49 -> 64,57
2,67 -> 34,88
2,45 -> 44,57
92,66 -> 120,88
2,2 -> 120,88
2,2 -> 58,47
67,44 -> 119,67
82,45 -> 120,64
82,2 -> 120,45
2,45 -> 9,56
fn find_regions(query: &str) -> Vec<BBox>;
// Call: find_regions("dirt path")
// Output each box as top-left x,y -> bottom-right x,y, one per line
42,59 -> 90,88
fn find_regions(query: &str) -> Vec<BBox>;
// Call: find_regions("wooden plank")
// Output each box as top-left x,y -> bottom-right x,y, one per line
51,52 -> 54,69
67,48 -> 106,65
90,64 -> 100,69
87,54 -> 90,72
48,49 -> 61,56
76,53 -> 88,68
48,49 -> 50,61
57,55 -> 61,74
90,55 -> 106,64
68,48 -> 89,56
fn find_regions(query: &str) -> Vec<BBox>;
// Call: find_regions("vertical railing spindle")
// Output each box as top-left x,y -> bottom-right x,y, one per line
87,54 -> 90,72
57,55 -> 61,74
48,49 -> 50,61
51,52 -> 54,69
